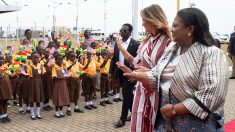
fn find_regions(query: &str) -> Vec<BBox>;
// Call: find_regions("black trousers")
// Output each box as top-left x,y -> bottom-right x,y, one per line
120,76 -> 136,122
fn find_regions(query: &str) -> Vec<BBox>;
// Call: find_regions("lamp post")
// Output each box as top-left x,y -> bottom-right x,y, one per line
177,0 -> 180,11
132,0 -> 139,40
48,1 -> 62,32
13,1 -> 27,45
68,0 -> 87,34
43,16 -> 51,40
189,1 -> 196,7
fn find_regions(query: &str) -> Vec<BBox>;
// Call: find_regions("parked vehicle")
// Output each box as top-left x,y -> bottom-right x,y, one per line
212,32 -> 229,44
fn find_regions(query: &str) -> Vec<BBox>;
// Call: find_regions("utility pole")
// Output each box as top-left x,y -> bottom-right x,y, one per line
132,0 -> 138,40
177,0 -> 180,11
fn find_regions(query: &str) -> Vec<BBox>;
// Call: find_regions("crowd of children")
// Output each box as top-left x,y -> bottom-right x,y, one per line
0,30 -> 122,123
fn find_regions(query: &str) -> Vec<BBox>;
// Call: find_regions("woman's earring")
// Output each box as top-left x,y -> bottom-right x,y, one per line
188,32 -> 191,37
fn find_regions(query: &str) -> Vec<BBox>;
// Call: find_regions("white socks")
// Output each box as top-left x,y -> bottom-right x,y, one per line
44,103 -> 49,107
1,114 -> 7,118
105,98 -> 108,101
100,98 -> 105,102
74,105 -> 79,109
31,107 -> 40,116
30,107 -> 35,116
55,111 -> 60,116
116,93 -> 120,99
36,107 -> 40,115
85,102 -> 90,106
19,107 -> 23,111
89,101 -> 93,105
59,111 -> 64,116
68,107 -> 71,111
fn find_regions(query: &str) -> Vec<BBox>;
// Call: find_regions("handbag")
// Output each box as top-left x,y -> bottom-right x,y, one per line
192,95 -> 224,129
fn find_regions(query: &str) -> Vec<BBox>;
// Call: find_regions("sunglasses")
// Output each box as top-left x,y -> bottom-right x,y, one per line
120,29 -> 129,33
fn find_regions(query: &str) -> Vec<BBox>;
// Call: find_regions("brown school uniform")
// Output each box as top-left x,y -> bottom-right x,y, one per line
0,66 -> 12,100
100,58 -> 111,98
110,70 -> 120,93
66,60 -> 84,102
52,64 -> 70,106
41,59 -> 53,99
17,64 -> 30,99
5,63 -> 19,100
82,58 -> 100,96
27,64 -> 45,103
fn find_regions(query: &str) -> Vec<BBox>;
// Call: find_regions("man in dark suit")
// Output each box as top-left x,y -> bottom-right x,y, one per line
228,26 -> 235,79
109,23 -> 140,128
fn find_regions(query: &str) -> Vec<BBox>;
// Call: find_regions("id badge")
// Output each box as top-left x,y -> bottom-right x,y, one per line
38,69 -> 42,74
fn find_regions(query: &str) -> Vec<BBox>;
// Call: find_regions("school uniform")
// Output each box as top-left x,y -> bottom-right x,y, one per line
99,58 -> 112,105
52,64 -> 70,107
82,57 -> 100,109
66,60 -> 83,103
93,55 -> 101,91
27,64 -> 45,103
0,65 -> 12,123
4,62 -> 19,104
41,58 -> 54,101
0,66 -> 12,100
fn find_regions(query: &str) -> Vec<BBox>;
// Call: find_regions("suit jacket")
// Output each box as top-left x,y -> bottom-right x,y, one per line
109,38 -> 140,85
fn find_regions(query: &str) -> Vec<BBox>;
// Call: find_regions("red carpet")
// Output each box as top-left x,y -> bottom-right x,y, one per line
225,119 -> 235,132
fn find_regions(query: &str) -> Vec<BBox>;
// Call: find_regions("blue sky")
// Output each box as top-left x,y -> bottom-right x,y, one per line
0,0 -> 234,35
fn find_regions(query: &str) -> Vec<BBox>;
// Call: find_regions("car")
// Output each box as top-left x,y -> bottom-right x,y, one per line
212,32 -> 229,44
137,32 -> 147,42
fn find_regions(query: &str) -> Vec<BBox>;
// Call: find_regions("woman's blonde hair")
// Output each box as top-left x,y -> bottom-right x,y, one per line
141,4 -> 171,38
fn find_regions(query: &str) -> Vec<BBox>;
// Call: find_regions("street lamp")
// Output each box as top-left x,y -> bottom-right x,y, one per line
189,0 -> 196,8
48,1 -> 62,32
13,1 -> 27,44
97,0 -> 112,37
67,0 -> 87,34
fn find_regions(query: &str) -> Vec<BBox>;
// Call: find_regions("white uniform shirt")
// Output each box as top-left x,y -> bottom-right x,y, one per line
119,37 -> 131,64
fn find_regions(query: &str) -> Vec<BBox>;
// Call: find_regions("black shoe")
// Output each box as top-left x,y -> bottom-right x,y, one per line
81,92 -> 85,96
19,110 -> 26,115
115,119 -> 125,128
43,106 -> 50,111
5,116 -> 11,122
74,108 -> 84,113
1,117 -> 7,123
66,110 -> 72,116
117,98 -> 123,101
84,105 -> 92,110
108,92 -> 114,96
105,100 -> 113,104
13,101 -> 18,106
100,101 -> 106,106
229,76 -> 235,79
47,105 -> 53,110
95,88 -> 100,91
90,104 -> 97,109
54,114 -> 61,118
113,98 -> 119,102
126,115 -> 131,121
92,95 -> 97,100
36,115 -> 42,119
31,115 -> 36,120
26,109 -> 30,113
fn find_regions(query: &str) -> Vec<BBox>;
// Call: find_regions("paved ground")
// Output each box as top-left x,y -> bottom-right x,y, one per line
0,79 -> 235,132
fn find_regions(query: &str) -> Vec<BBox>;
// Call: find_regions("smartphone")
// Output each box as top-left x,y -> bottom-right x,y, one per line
112,33 -> 118,41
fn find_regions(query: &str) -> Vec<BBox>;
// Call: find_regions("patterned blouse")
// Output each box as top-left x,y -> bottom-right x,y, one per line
147,42 -> 229,120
